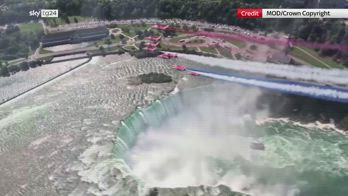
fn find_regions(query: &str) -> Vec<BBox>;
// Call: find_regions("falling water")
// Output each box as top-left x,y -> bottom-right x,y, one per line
113,84 -> 348,196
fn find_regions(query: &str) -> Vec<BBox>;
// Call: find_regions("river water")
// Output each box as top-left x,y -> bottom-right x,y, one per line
116,84 -> 348,196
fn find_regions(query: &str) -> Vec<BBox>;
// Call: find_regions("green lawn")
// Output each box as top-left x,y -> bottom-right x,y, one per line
123,45 -> 137,52
46,16 -> 95,27
160,43 -> 183,50
227,40 -> 246,48
201,47 -> 217,54
68,16 -> 94,23
111,36 -> 121,44
187,38 -> 205,44
170,35 -> 193,43
217,47 -> 233,59
301,47 -> 345,69
291,47 -> 344,69
19,23 -> 43,34
97,37 -> 121,46
39,48 -> 53,54
118,24 -> 150,37
160,44 -> 199,52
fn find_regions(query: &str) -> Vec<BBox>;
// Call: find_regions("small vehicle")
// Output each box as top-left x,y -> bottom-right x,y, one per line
158,53 -> 178,59
189,72 -> 200,76
174,65 -> 186,71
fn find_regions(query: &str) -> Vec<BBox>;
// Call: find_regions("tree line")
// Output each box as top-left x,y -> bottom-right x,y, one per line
1,0 -> 347,67
0,60 -> 44,77
50,0 -> 348,66
0,25 -> 43,61
293,19 -> 348,66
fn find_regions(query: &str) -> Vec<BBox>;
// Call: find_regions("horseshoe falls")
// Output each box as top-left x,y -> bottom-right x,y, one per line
112,84 -> 348,196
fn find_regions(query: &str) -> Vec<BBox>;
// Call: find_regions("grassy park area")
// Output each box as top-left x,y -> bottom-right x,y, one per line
227,40 -> 246,49
291,47 -> 344,69
118,24 -> 151,37
19,23 -> 43,34
46,16 -> 95,27
200,47 -> 218,54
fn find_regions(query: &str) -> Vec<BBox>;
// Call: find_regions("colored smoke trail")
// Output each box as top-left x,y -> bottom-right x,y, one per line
189,69 -> 348,103
179,54 -> 348,86
190,31 -> 348,51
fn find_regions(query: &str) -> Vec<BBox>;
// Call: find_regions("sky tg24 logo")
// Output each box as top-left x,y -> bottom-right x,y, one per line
29,9 -> 58,18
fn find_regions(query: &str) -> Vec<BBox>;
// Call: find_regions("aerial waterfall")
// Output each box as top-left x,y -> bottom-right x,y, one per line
113,84 -> 348,196
114,94 -> 183,158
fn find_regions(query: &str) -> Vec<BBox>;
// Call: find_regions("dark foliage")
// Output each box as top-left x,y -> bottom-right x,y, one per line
138,72 -> 172,84
257,90 -> 348,131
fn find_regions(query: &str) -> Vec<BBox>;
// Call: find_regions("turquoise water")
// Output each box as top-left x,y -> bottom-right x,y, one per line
114,85 -> 348,196
257,122 -> 348,196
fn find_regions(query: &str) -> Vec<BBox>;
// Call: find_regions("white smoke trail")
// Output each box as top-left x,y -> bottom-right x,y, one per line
179,54 -> 348,86
191,70 -> 348,102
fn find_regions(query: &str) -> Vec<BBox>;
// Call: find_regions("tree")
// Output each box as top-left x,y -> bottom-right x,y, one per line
122,27 -> 130,34
19,61 -> 29,71
74,17 -> 78,23
149,30 -> 156,36
250,45 -> 257,50
139,41 -> 145,49
7,64 -> 20,74
28,61 -> 38,68
0,66 -> 10,77
192,25 -> 198,32
235,53 -> 242,60
182,44 -> 188,52
119,34 -> 125,40
104,38 -> 112,45
5,25 -> 20,34
136,30 -> 145,39
183,24 -> 189,32
51,19 -> 58,27
136,30 -> 143,36
99,46 -> 106,56
64,16 -> 70,24
108,23 -> 118,28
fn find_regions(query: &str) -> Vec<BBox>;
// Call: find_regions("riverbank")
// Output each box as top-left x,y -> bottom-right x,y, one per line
257,91 -> 348,132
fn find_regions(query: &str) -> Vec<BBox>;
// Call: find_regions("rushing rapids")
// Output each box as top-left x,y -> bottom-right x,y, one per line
114,84 -> 348,196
